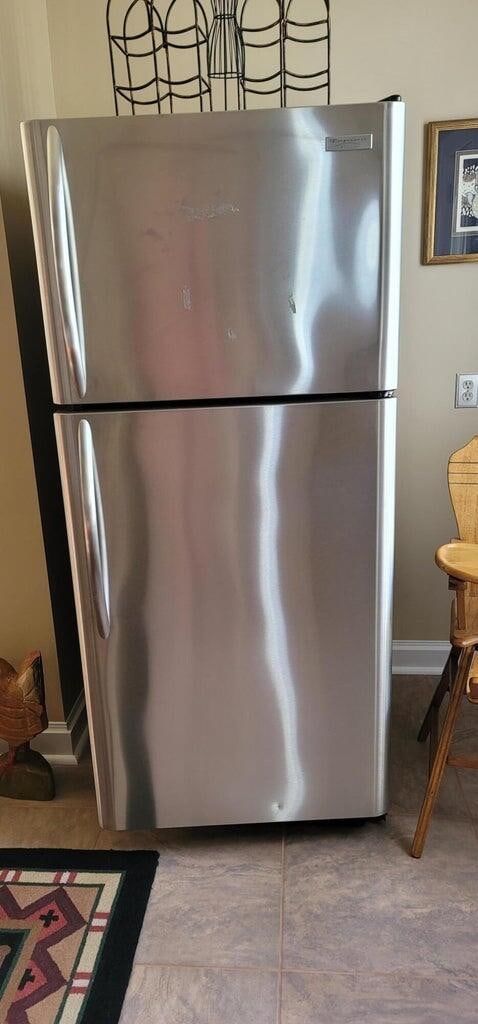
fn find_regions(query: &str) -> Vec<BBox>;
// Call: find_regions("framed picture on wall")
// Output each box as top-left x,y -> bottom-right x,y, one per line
423,118 -> 478,264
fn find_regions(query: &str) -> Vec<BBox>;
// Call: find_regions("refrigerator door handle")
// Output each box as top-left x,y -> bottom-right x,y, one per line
47,126 -> 86,398
78,419 -> 110,639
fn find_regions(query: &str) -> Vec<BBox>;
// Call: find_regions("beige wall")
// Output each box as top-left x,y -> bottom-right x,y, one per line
0,2 -> 64,718
332,0 -> 478,639
0,201 -> 63,720
4,0 -> 478,644
46,0 -> 112,118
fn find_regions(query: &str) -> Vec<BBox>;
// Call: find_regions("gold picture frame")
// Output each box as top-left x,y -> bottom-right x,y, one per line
423,117 -> 478,264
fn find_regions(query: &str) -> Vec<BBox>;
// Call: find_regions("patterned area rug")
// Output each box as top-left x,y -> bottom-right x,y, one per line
0,849 -> 158,1024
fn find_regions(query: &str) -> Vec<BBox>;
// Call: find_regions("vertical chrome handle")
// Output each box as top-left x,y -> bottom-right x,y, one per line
47,125 -> 86,398
78,419 -> 110,639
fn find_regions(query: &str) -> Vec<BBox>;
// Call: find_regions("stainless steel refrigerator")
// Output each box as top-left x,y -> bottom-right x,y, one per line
22,100 -> 404,830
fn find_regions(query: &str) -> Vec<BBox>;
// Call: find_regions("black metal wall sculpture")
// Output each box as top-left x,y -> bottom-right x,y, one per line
106,0 -> 330,114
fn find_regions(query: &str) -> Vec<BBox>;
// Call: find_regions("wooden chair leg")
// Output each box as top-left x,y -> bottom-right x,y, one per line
428,707 -> 439,776
411,645 -> 474,859
417,647 -> 459,743
426,649 -> 460,773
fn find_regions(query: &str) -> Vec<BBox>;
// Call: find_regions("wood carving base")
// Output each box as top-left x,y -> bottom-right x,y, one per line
0,744 -> 55,802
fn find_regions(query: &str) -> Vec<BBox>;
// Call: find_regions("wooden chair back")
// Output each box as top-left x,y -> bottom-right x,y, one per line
449,436 -> 478,597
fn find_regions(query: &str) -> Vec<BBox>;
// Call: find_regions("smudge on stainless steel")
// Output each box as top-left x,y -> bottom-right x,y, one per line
181,285 -> 192,311
180,200 -> 240,222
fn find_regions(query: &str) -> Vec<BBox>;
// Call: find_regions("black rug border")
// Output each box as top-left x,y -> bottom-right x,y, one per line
0,848 -> 159,1024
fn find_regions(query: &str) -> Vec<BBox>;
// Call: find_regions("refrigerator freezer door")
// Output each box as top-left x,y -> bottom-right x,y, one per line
55,398 -> 396,829
24,103 -> 404,405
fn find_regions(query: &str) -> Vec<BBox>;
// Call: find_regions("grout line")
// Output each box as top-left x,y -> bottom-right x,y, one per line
260,965 -> 478,978
281,965 -> 478,978
130,962 -> 475,981
275,967 -> 362,977
276,829 -> 286,1024
133,962 -> 279,974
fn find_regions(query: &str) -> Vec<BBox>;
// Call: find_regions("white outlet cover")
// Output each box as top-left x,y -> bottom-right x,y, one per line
455,373 -> 478,408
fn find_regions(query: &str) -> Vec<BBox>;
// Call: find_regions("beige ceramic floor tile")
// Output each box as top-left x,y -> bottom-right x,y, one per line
132,827 -> 283,968
389,676 -> 469,817
451,701 -> 478,818
457,770 -> 478,820
98,822 -> 283,871
96,828 -> 162,851
281,970 -> 478,1024
50,759 -> 96,806
391,674 -> 478,822
283,814 -> 478,974
0,801 -> 100,848
120,965 -> 278,1024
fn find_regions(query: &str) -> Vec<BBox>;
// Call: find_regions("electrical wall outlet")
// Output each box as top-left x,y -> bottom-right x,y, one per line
455,373 -> 478,408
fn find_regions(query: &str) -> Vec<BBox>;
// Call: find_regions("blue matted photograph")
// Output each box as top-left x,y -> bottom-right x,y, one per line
423,117 -> 478,263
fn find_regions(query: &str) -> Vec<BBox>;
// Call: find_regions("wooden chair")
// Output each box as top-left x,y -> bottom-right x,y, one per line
411,436 -> 478,858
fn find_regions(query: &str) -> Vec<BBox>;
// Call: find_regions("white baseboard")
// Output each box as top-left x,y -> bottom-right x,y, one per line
392,641 -> 449,676
33,692 -> 88,765
1,692 -> 88,767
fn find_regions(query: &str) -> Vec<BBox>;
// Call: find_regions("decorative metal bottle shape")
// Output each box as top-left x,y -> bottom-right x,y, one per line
208,0 -> 243,110
284,0 -> 329,106
163,0 -> 210,111
107,0 -> 166,113
240,0 -> 284,108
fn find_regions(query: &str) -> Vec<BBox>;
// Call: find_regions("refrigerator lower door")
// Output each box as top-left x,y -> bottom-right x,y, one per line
55,398 -> 396,830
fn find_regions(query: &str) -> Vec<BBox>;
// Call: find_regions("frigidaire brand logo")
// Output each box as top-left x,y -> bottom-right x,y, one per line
325,134 -> 374,151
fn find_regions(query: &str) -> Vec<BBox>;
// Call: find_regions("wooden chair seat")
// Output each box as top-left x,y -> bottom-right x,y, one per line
436,541 -> 478,584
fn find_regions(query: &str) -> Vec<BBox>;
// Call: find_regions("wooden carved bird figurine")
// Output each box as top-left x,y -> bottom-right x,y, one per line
0,652 -> 54,800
